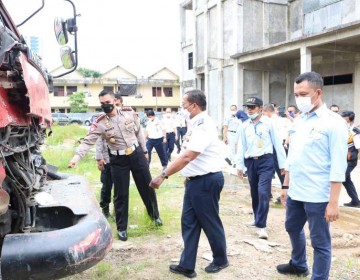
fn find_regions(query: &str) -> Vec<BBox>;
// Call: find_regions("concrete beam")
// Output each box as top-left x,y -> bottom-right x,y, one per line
300,46 -> 312,73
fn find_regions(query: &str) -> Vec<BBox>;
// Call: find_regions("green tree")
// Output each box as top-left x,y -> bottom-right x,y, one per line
68,92 -> 88,113
77,67 -> 101,78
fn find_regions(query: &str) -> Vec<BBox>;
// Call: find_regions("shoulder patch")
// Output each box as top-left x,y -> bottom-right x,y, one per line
95,113 -> 106,123
353,127 -> 360,135
197,118 -> 204,126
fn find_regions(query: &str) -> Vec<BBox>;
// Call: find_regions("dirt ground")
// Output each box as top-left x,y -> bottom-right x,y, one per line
71,169 -> 360,280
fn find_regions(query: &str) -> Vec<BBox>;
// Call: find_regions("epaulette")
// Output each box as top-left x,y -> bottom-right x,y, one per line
121,106 -> 133,112
197,118 -> 204,126
353,126 -> 360,135
95,113 -> 106,123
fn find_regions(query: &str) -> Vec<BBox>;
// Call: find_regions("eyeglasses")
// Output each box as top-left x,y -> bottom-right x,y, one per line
182,103 -> 194,110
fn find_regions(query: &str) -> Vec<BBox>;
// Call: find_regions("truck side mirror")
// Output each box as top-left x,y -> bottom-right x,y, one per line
60,46 -> 75,69
54,17 -> 68,45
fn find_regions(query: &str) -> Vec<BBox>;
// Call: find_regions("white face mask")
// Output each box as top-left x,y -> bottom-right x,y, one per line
295,92 -> 317,113
230,110 -> 237,116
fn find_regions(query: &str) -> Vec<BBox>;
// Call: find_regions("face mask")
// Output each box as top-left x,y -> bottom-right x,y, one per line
230,110 -> 237,117
295,92 -> 317,113
182,110 -> 191,120
101,103 -> 114,114
289,112 -> 295,118
346,123 -> 351,129
248,112 -> 259,120
166,113 -> 171,118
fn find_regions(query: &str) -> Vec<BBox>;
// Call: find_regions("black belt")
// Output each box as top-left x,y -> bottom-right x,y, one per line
247,153 -> 272,160
166,132 -> 175,134
186,172 -> 217,181
228,130 -> 236,133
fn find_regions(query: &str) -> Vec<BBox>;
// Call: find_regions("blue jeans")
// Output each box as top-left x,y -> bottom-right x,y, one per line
285,196 -> 331,280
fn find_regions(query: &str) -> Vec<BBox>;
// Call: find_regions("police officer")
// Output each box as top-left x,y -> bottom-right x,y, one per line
144,110 -> 168,169
223,104 -> 242,166
236,96 -> 286,240
96,93 -> 122,218
68,90 -> 162,241
162,108 -> 178,161
150,89 -> 228,278
341,110 -> 360,208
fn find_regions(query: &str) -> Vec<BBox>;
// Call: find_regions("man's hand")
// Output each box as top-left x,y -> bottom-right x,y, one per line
149,176 -> 165,189
325,201 -> 340,222
281,189 -> 288,207
144,153 -> 149,161
280,168 -> 285,175
68,160 -> 77,168
223,137 -> 228,144
97,159 -> 106,171
237,169 -> 243,179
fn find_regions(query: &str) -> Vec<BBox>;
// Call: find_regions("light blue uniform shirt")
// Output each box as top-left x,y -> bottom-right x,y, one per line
236,115 -> 286,171
286,104 -> 348,203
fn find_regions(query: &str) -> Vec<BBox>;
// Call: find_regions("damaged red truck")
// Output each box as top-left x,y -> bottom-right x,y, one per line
0,1 -> 112,279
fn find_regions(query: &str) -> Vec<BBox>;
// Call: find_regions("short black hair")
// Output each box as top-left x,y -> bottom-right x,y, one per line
330,104 -> 339,110
263,104 -> 275,112
114,92 -> 123,102
185,89 -> 206,111
295,71 -> 323,90
341,110 -> 355,122
98,90 -> 114,98
288,105 -> 298,113
146,110 -> 155,117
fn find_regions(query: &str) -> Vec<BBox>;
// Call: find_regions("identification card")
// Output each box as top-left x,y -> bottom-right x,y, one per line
257,139 -> 263,148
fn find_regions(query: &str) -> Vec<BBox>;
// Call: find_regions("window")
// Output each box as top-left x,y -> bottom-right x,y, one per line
66,86 -> 77,96
152,87 -> 162,97
103,86 -> 114,92
323,74 -> 353,86
163,87 -> 173,97
188,52 -> 193,70
54,86 -> 65,96
119,84 -> 137,96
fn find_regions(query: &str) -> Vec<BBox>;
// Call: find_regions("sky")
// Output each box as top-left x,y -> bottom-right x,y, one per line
3,0 -> 182,77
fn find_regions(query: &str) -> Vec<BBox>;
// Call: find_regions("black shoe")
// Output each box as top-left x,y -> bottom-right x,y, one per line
205,262 -> 229,273
155,217 -> 163,226
277,261 -> 309,276
118,230 -> 128,241
169,264 -> 196,278
344,202 -> 360,208
275,196 -> 281,204
243,171 -> 248,177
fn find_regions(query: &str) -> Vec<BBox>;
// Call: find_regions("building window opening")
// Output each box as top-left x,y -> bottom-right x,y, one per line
323,74 -> 353,86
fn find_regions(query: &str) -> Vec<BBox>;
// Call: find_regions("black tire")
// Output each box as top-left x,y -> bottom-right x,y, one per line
85,120 -> 90,126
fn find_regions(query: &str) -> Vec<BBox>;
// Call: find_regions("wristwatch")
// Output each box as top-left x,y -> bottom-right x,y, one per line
161,170 -> 168,179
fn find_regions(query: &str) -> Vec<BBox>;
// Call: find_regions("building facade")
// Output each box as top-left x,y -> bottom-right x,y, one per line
180,0 -> 360,129
50,66 -> 181,113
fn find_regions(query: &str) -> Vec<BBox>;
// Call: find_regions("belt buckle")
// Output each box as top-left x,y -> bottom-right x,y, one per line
125,147 -> 133,155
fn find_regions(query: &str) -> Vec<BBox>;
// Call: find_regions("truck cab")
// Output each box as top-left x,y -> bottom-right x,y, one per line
0,1 -> 112,279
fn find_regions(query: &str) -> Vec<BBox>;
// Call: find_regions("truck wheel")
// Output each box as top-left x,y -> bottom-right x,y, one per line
85,120 -> 90,126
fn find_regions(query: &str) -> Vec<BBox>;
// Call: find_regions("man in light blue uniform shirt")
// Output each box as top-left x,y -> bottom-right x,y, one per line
236,96 -> 286,240
277,72 -> 348,279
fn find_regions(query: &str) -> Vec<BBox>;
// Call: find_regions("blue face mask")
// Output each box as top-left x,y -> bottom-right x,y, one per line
248,113 -> 259,120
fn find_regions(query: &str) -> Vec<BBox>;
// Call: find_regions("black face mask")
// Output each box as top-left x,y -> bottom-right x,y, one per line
101,103 -> 114,114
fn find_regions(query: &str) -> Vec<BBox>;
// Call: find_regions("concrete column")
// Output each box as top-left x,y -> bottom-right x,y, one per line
300,46 -> 312,73
179,4 -> 186,43
286,72 -> 292,108
217,0 -> 224,124
238,64 -> 244,105
262,71 -> 269,104
354,62 -> 360,120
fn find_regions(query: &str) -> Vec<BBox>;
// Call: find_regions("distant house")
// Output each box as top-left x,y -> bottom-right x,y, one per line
50,66 -> 181,113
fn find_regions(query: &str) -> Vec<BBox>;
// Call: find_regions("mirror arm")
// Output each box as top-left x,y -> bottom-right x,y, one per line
17,0 -> 45,27
53,0 -> 78,78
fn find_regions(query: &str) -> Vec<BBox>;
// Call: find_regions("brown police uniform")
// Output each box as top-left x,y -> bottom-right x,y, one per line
72,107 -> 160,231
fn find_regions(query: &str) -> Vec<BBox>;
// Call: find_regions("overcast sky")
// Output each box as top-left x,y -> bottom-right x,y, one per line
3,0 -> 182,77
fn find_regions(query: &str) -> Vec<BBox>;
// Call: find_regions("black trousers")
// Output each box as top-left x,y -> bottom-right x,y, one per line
343,163 -> 360,205
179,172 -> 227,270
110,146 -> 160,231
99,162 -> 113,211
176,127 -> 187,151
